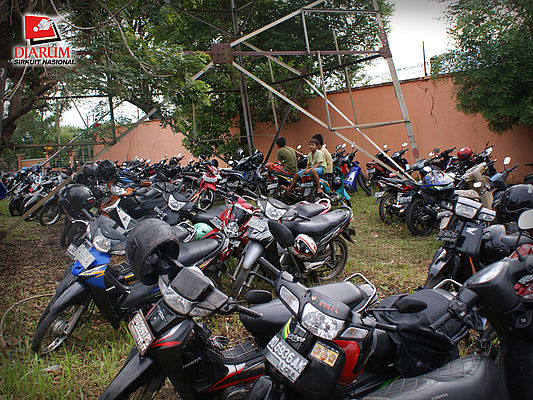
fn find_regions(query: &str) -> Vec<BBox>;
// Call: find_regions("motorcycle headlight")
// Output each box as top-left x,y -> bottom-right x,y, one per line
478,209 -> 496,222
265,202 -> 287,220
159,276 -> 193,315
168,195 -> 186,211
224,221 -> 240,238
93,234 -> 111,253
110,184 -> 128,196
301,303 -> 345,340
279,286 -> 299,314
455,201 -> 481,219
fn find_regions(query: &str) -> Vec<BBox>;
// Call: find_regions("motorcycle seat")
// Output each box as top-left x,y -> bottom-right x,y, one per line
361,355 -> 505,400
290,203 -> 326,218
177,238 -> 220,266
241,281 -> 368,344
191,205 -> 227,225
282,208 -> 351,239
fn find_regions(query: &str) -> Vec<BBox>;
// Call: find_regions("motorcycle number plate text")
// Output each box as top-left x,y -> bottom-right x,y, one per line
128,311 -> 154,356
247,216 -> 267,232
266,334 -> 308,383
267,183 -> 278,190
309,342 -> 339,367
374,191 -> 384,198
211,216 -> 223,230
68,244 -> 95,269
367,168 -> 375,173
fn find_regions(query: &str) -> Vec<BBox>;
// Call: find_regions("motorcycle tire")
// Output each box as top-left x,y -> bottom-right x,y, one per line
406,198 -> 436,236
230,259 -> 250,299
357,173 -> 373,196
315,237 -> 348,282
31,302 -> 87,355
8,198 -> 22,216
378,193 -> 401,225
60,219 -> 72,248
129,375 -> 166,400
197,188 -> 215,211
39,202 -> 62,226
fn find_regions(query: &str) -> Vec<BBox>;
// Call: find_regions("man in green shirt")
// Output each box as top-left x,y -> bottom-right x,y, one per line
312,133 -> 333,175
276,137 -> 297,174
283,137 -> 325,194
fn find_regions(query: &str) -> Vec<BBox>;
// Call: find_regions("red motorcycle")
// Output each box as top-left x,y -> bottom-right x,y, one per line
189,163 -> 221,211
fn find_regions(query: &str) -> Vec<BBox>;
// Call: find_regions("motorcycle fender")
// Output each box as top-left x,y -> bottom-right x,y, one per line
341,228 -> 356,244
457,222 -> 483,258
428,248 -> 459,280
246,376 -> 283,400
241,241 -> 265,271
100,348 -> 164,400
50,281 -> 89,314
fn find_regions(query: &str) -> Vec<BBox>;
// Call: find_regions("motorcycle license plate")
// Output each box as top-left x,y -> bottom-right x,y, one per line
247,216 -> 267,232
128,311 -> 154,356
266,334 -> 308,383
267,183 -> 278,190
374,191 -> 385,198
67,244 -> 96,269
211,216 -> 223,230
437,229 -> 459,243
301,182 -> 314,188
367,168 -> 375,174
398,195 -> 412,204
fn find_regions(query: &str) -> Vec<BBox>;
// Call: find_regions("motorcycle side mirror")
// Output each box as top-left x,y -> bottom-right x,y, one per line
342,143 -> 347,149
351,143 -> 355,148
433,148 -> 441,154
228,160 -> 234,165
423,166 -> 432,173
383,145 -> 388,149
518,209 -> 533,231
486,147 -> 493,156
177,153 -> 182,158
146,159 -> 151,164
428,152 -> 434,157
244,290 -> 272,304
503,157 -> 511,166
297,145 -> 302,150
336,145 -> 341,151
402,142 -> 408,147
473,181 -> 482,188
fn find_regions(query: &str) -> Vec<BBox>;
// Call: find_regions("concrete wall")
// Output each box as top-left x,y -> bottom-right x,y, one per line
96,76 -> 532,182
93,119 -> 196,164
255,76 -> 532,182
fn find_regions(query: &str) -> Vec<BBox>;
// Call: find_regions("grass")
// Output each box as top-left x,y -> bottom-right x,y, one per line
0,191 -> 439,398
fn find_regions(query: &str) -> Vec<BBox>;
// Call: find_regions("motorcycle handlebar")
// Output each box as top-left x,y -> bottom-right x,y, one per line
235,304 -> 263,319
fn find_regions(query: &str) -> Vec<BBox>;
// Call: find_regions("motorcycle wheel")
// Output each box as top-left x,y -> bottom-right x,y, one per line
39,203 -> 62,226
378,193 -> 401,225
8,199 -> 22,216
128,374 -> 166,400
315,237 -> 348,282
60,219 -> 72,248
230,259 -> 250,298
406,198 -> 435,236
357,173 -> 373,196
31,302 -> 87,354
197,188 -> 215,211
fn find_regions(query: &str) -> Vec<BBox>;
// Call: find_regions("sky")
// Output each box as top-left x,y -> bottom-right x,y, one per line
62,0 -> 454,127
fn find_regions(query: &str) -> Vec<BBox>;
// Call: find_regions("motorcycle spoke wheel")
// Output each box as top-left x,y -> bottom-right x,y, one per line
39,203 -> 61,226
357,174 -> 373,196
315,237 -> 348,282
128,374 -> 166,400
378,193 -> 401,225
31,304 -> 86,355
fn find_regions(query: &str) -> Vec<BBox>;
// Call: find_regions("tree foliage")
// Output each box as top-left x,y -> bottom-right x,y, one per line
431,0 -> 533,133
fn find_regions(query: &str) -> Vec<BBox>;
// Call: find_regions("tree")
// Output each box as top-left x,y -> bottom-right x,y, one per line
431,0 -> 533,133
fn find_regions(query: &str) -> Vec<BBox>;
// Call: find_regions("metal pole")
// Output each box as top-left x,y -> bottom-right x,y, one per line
372,0 -> 420,161
302,10 -> 311,53
422,41 -> 427,77
267,58 -> 279,132
192,103 -> 197,138
109,95 -> 116,143
317,51 -> 332,129
333,28 -> 357,124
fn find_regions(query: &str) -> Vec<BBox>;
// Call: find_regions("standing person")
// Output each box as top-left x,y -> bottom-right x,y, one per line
276,136 -> 297,174
283,137 -> 325,194
312,133 -> 333,176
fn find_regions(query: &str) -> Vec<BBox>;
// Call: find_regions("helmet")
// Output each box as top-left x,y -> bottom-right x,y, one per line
290,234 -> 318,260
193,223 -> 212,240
494,184 -> 533,223
126,218 -> 181,285
82,162 -> 96,177
331,175 -> 342,191
60,184 -> 95,218
457,146 -> 473,161
95,159 -> 117,181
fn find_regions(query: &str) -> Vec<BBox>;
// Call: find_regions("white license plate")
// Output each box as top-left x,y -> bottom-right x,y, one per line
128,311 -> 154,356
211,216 -> 223,230
374,191 -> 385,198
398,195 -> 412,204
247,216 -> 267,232
367,168 -> 375,173
301,182 -> 314,188
67,244 -> 96,269
266,334 -> 308,383
267,183 -> 278,190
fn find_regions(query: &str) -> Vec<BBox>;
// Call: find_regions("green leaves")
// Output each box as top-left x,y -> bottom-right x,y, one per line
432,0 -> 533,133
